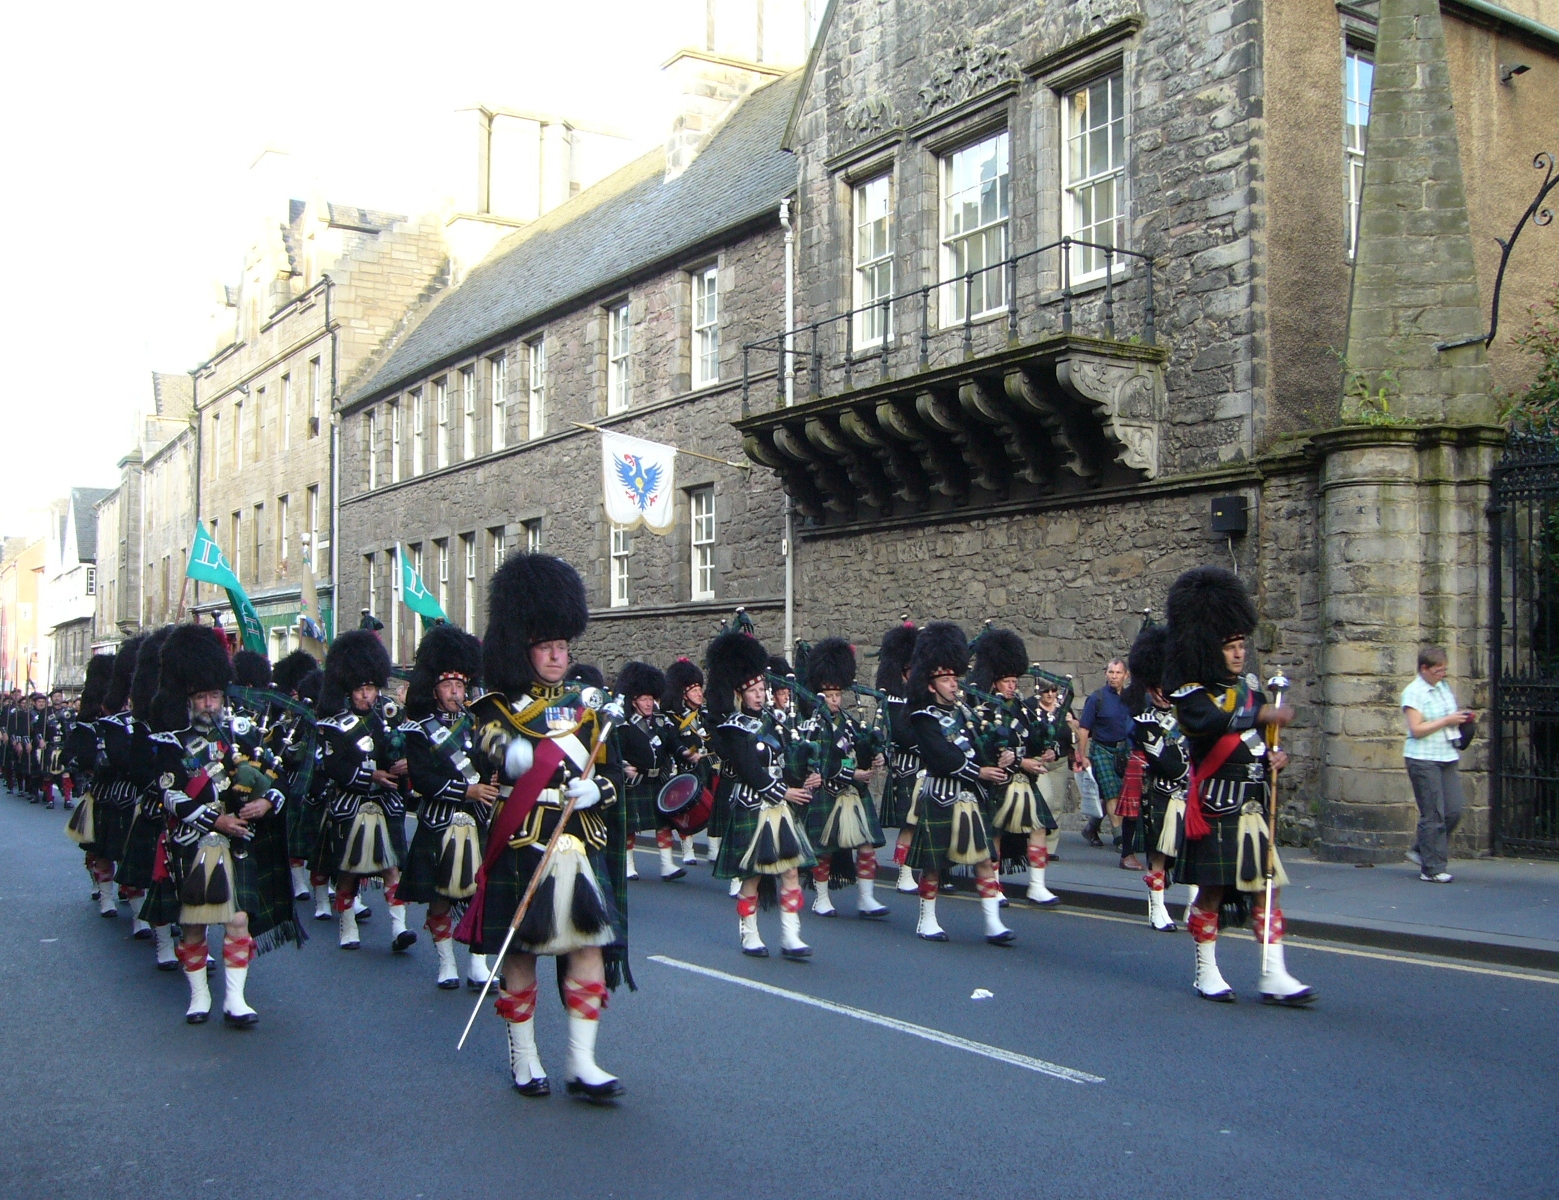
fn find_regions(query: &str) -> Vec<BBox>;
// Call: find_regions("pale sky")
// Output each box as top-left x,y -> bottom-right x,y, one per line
0,0 -> 774,538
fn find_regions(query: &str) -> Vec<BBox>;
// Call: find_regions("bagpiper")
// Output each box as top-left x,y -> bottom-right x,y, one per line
148,625 -> 303,1026
663,657 -> 711,869
269,649 -> 322,905
873,622 -> 922,895
399,623 -> 496,991
971,628 -> 1061,907
43,688 -> 70,809
316,631 -> 413,953
1164,567 -> 1312,1006
616,662 -> 679,882
63,654 -> 116,898
905,622 -> 1014,946
457,553 -> 628,1103
111,631 -> 176,952
799,637 -> 888,919
1122,621 -> 1188,932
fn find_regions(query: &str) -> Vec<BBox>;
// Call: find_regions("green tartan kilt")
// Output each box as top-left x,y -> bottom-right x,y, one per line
712,800 -> 817,880
879,770 -> 922,828
139,877 -> 181,926
397,812 -> 487,905
1172,810 -> 1240,887
908,785 -> 994,874
470,841 -> 622,957
288,798 -> 329,864
627,780 -> 676,833
707,775 -> 733,840
1089,739 -> 1127,802
806,784 -> 886,851
168,822 -> 303,951
114,810 -> 162,889
324,810 -> 408,877
1134,789 -> 1176,865
84,797 -> 133,861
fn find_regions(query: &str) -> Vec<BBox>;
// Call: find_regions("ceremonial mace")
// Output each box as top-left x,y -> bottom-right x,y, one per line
457,687 -> 625,1051
1261,669 -> 1290,974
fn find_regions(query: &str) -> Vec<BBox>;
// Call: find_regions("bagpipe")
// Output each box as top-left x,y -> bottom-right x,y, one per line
767,670 -> 822,787
849,682 -> 889,767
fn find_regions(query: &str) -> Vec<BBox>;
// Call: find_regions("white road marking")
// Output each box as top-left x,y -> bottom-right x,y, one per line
648,954 -> 1105,1084
1040,905 -> 1559,985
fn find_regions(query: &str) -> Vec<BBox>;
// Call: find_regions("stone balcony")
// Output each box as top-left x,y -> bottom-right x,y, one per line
734,238 -> 1169,525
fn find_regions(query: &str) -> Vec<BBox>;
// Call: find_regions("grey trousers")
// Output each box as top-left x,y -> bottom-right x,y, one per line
1405,758 -> 1464,875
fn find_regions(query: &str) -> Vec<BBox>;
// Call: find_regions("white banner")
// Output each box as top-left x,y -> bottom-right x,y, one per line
602,430 -> 676,534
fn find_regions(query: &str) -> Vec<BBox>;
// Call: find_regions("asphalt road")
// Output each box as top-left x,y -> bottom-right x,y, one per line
2,790 -> 1555,1200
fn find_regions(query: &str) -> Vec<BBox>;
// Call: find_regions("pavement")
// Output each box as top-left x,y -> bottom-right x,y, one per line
7,792 -> 1559,1199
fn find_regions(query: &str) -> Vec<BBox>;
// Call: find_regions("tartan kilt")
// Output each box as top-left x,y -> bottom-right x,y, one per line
908,786 -> 992,874
326,810 -> 408,877
707,774 -> 734,841
470,840 -> 622,957
878,771 -> 917,828
712,801 -> 817,880
1089,740 -> 1127,802
114,811 -> 162,889
809,784 -> 886,851
288,799 -> 329,864
83,796 -> 133,861
1134,787 -> 1175,865
397,811 -> 487,905
139,877 -> 182,926
1172,811 -> 1240,887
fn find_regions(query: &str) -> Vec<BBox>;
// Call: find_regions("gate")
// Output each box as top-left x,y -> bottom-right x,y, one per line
1490,434 -> 1559,856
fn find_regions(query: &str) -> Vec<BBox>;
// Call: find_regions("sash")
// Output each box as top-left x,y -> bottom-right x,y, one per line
1184,733 -> 1242,841
454,736 -> 566,945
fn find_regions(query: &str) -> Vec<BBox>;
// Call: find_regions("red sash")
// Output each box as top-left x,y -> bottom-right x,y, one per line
454,737 -> 566,945
1185,733 -> 1243,841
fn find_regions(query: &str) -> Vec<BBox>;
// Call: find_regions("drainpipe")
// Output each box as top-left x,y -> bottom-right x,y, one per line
779,198 -> 796,659
326,275 -> 340,640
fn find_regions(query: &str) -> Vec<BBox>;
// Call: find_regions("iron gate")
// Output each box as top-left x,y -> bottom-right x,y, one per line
1490,434 -> 1559,856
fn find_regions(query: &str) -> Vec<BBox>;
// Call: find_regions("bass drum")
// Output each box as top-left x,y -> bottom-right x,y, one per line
657,772 -> 714,836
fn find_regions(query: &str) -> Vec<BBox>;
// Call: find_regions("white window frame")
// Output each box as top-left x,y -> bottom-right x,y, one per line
492,528 -> 507,571
234,400 -> 245,470
853,175 -> 895,347
527,339 -> 546,439
390,400 -> 402,483
524,519 -> 542,554
609,524 -> 631,608
282,373 -> 293,449
692,266 -> 719,387
85,566 -> 96,596
254,387 -> 266,462
1062,70 -> 1128,281
1345,50 -> 1374,261
278,494 -> 290,569
690,488 -> 716,601
607,302 -> 631,413
306,484 -> 322,558
940,131 -> 1011,324
231,510 -> 243,581
461,367 -> 476,460
367,409 -> 378,490
463,534 -> 476,629
435,378 -> 450,469
309,357 -> 323,430
412,388 -> 425,475
436,539 -> 449,613
366,555 -> 376,625
490,354 -> 508,452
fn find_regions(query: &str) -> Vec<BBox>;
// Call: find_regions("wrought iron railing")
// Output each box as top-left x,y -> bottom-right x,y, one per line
741,236 -> 1156,413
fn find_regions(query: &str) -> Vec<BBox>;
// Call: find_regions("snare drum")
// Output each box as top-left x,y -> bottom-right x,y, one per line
657,772 -> 713,835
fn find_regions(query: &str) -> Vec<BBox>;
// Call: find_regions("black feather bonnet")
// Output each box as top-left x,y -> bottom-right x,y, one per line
151,625 -> 231,733
483,553 -> 589,698
321,629 -> 392,715
79,653 -> 116,720
406,623 -> 483,719
804,637 -> 857,692
874,622 -> 919,698
705,630 -> 769,719
1163,566 -> 1257,693
232,649 -> 272,689
104,635 -> 144,714
272,649 -> 320,696
664,657 -> 704,704
907,621 -> 968,703
972,628 -> 1027,690
615,661 -> 665,702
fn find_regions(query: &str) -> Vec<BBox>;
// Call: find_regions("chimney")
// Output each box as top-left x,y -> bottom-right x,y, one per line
662,49 -> 786,181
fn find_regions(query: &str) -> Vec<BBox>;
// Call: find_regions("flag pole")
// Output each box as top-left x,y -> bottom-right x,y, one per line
571,421 -> 750,470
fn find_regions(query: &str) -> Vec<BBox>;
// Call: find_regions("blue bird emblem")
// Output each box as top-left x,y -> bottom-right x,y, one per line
613,453 -> 663,512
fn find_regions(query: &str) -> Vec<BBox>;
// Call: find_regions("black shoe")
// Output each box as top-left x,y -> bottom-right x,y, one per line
156,960 -> 179,972
742,945 -> 769,958
661,867 -> 687,881
986,931 -> 1016,946
100,907 -> 118,919
1196,986 -> 1237,1004
222,1011 -> 259,1029
63,800 -> 73,810
918,930 -> 950,942
355,906 -> 372,920
392,931 -> 417,954
186,1010 -> 210,1025
1260,987 -> 1318,1008
133,926 -> 153,941
437,977 -> 461,990
857,905 -> 890,920
781,944 -> 812,960
467,977 -> 490,992
513,1076 -> 551,1098
566,1077 -> 624,1104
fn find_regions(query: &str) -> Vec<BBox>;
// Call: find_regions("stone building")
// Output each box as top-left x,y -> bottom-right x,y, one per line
727,0 -> 1558,859
335,55 -> 802,667
138,373 -> 198,630
42,487 -> 111,691
0,538 -> 46,693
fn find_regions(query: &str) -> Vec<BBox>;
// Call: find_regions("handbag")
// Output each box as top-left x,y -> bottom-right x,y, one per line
1454,716 -> 1478,751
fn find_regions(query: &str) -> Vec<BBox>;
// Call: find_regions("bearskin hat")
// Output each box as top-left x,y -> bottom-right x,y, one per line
768,654 -> 794,682
271,649 -> 319,696
615,661 -> 665,702
105,635 -> 143,714
233,649 -> 272,689
804,637 -> 857,692
405,623 -> 483,719
1163,566 -> 1257,694
875,622 -> 919,698
1123,622 -> 1168,713
972,628 -> 1028,691
665,657 -> 704,704
151,625 -> 232,733
320,629 -> 392,715
295,668 -> 323,707
705,630 -> 769,719
79,653 -> 116,720
566,663 -> 606,691
131,627 -> 174,720
907,621 -> 969,703
483,553 -> 589,698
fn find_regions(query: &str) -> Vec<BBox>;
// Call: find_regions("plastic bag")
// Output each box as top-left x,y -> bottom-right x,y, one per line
1076,765 -> 1103,819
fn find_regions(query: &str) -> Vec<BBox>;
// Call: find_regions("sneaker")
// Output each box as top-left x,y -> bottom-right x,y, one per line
1405,850 -> 1422,867
1419,871 -> 1453,884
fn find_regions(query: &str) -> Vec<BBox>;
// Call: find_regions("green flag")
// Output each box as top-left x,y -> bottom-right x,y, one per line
185,523 -> 267,656
398,545 -> 448,623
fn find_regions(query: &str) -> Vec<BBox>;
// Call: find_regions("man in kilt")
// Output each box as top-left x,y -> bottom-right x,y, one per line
268,649 -> 322,905
972,628 -> 1061,907
64,655 -> 117,901
317,630 -> 413,953
149,625 -> 302,1026
457,553 -> 628,1103
873,622 -> 922,895
615,662 -> 680,882
906,623 -> 1014,946
707,628 -> 817,959
399,623 -> 496,991
1165,567 -> 1312,1006
1122,622 -> 1188,933
663,658 -> 712,869
798,638 -> 888,919
112,631 -> 179,954
43,689 -> 71,809
1077,659 -> 1132,854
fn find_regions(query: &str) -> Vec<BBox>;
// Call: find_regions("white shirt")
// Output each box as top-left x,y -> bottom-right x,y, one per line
1401,676 -> 1459,762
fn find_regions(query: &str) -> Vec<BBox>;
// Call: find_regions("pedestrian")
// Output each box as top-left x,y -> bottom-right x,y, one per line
1076,657 -> 1134,861
1401,646 -> 1475,884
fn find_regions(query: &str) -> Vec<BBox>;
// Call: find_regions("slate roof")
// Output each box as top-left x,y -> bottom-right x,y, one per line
70,488 -> 111,563
346,71 -> 801,407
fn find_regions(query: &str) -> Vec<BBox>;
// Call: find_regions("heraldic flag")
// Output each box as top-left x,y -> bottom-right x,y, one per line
185,522 -> 268,655
601,429 -> 676,534
398,545 -> 449,624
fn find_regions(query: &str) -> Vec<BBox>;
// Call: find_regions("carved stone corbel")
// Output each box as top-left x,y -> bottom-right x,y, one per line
1054,353 -> 1164,478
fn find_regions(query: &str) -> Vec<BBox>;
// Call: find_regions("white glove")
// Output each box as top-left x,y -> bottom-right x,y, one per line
504,737 -> 535,779
565,777 -> 601,810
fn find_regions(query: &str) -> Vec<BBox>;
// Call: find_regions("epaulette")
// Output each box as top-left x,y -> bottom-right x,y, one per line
149,731 -> 182,748
721,712 -> 764,734
317,712 -> 360,733
1169,683 -> 1201,699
